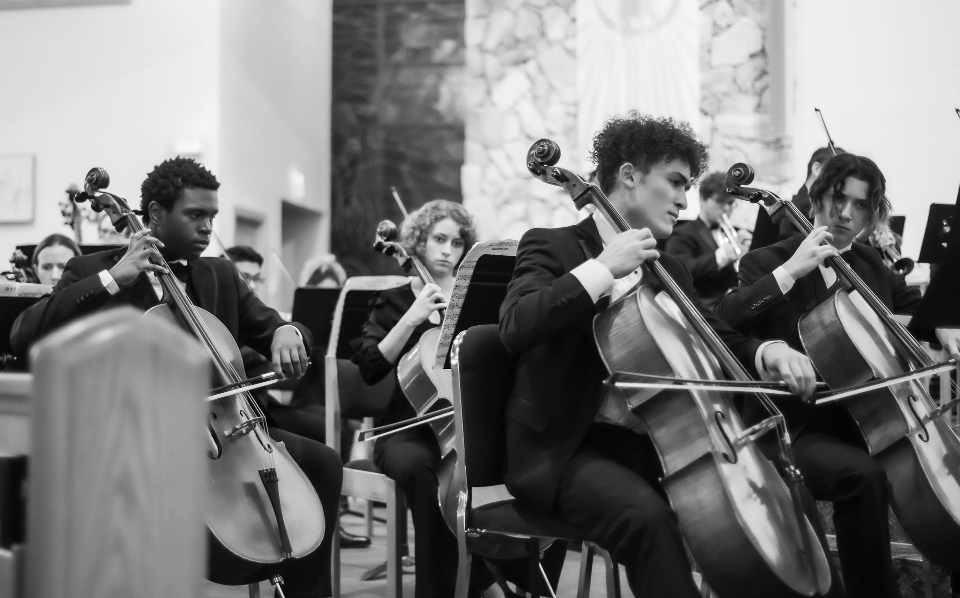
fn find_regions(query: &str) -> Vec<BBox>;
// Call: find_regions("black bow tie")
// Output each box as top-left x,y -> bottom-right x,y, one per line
840,250 -> 857,268
168,261 -> 192,283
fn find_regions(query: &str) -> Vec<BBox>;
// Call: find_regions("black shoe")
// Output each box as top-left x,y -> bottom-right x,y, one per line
339,528 -> 371,549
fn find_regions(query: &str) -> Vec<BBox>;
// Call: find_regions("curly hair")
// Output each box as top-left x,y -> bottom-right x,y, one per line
809,153 -> 890,228
225,245 -> 264,267
140,156 -> 220,224
32,233 -> 81,268
589,111 -> 710,195
400,199 -> 477,267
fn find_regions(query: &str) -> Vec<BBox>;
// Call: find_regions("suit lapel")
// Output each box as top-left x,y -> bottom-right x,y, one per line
575,217 -> 610,311
189,259 -> 218,313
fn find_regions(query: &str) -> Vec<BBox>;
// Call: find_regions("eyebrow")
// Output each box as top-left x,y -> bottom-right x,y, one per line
670,171 -> 691,186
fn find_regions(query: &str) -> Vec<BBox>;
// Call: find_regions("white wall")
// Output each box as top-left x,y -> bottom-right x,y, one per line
0,0 -> 220,260
219,0 -> 332,310
790,0 -> 960,260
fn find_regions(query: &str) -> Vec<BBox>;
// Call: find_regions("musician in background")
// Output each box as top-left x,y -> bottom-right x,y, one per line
225,245 -> 266,292
716,153 -> 935,598
663,172 -> 749,310
352,200 -> 505,598
32,233 -> 81,286
499,112 -> 824,598
11,157 -> 341,598
300,254 -> 348,288
751,146 -> 846,250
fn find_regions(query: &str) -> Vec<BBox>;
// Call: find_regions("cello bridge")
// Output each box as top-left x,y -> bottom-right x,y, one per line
224,416 -> 266,437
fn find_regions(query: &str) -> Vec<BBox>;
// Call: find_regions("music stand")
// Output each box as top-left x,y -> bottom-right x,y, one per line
917,204 -> 954,265
15,243 -> 125,262
889,215 -> 905,237
433,241 -> 518,370
289,287 -> 344,402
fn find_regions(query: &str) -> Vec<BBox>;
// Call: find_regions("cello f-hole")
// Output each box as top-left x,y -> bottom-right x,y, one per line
907,395 -> 931,442
715,411 -> 738,464
207,418 -> 223,459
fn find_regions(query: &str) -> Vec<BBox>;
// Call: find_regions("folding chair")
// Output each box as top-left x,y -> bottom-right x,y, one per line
324,276 -> 411,598
448,324 -> 621,598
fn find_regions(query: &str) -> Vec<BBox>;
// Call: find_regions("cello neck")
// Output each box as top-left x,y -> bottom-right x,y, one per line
574,182 -> 757,384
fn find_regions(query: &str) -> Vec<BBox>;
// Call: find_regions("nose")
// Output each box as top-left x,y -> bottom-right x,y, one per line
837,200 -> 854,221
675,189 -> 688,211
440,241 -> 452,256
51,266 -> 64,284
199,217 -> 213,233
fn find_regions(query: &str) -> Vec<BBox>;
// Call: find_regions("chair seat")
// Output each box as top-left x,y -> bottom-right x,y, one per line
344,458 -> 379,473
470,498 -> 584,546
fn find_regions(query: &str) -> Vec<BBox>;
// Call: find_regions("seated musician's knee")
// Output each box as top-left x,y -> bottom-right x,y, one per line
837,459 -> 888,498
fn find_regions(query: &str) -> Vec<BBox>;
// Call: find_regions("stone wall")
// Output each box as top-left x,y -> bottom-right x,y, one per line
462,0 -> 580,241
700,0 -> 790,197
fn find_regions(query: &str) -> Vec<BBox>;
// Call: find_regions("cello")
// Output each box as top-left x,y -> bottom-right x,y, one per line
75,168 -> 324,586
370,219 -> 455,451
525,140 -> 832,598
726,161 -> 960,570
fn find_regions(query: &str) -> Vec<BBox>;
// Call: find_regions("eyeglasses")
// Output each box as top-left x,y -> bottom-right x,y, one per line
241,273 -> 264,286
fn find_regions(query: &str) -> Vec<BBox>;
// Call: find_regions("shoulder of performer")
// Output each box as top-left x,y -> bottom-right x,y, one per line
851,241 -> 884,269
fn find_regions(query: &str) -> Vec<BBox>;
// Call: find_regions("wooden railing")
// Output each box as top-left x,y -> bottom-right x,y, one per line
0,307 -> 209,598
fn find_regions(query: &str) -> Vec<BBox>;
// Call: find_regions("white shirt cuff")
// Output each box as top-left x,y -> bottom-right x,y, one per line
772,266 -> 796,295
571,259 -> 615,304
755,340 -> 787,376
99,270 -> 120,295
277,324 -> 302,340
715,247 -> 727,269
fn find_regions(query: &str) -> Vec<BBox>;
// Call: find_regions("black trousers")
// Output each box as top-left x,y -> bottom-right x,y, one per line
271,428 -> 343,598
374,426 -> 501,598
555,424 -> 843,598
552,425 -> 701,598
792,426 -> 901,598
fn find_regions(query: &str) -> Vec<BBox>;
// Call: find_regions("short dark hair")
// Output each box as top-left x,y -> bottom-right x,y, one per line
140,156 -> 220,224
32,233 -> 81,268
698,172 -> 734,203
589,111 -> 710,195
400,199 -> 477,267
225,245 -> 263,266
806,146 -> 846,179
809,153 -> 890,228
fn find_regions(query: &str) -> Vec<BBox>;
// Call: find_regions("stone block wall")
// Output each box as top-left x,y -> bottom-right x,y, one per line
462,0 -> 580,242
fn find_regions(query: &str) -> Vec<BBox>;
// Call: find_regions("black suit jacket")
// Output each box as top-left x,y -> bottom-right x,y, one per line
498,217 -> 763,513
716,234 -> 921,434
663,218 -> 738,309
10,247 -> 310,362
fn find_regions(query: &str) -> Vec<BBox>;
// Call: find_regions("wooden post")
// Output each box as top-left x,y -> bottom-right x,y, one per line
24,307 -> 209,598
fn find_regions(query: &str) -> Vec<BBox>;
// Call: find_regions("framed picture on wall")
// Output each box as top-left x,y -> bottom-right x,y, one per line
0,154 -> 35,224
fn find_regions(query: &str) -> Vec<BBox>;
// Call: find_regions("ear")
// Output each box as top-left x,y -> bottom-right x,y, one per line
147,201 -> 165,227
618,162 -> 637,189
811,162 -> 823,178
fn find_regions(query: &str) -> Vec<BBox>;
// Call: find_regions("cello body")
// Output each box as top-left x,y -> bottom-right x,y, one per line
147,304 -> 325,585
596,285 -> 831,598
800,289 -> 960,569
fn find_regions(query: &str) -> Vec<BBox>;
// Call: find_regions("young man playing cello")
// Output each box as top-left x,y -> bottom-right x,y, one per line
717,152 -> 960,598
11,157 -> 342,598
498,112 -> 825,598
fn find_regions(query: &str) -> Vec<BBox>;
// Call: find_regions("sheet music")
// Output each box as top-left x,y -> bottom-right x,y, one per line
433,240 -> 518,369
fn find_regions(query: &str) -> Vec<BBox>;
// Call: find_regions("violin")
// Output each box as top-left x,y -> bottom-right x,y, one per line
371,219 -> 455,454
726,161 -> 960,570
526,140 -> 831,598
74,168 -> 324,585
